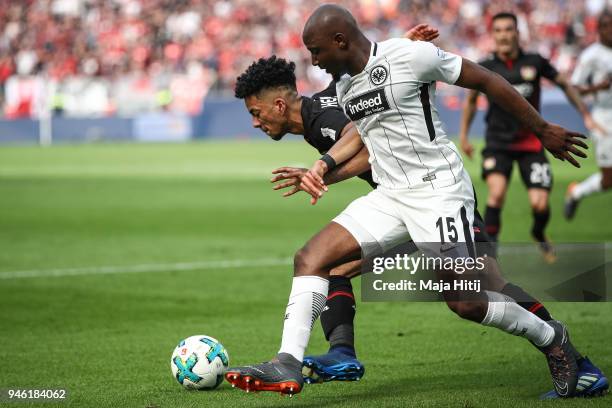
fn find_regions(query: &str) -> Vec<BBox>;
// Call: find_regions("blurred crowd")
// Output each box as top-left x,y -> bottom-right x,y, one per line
0,0 -> 610,118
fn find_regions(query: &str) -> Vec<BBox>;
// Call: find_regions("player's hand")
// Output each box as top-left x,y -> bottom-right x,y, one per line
582,112 -> 607,136
404,24 -> 439,42
270,167 -> 307,197
537,123 -> 588,168
460,138 -> 474,160
300,160 -> 329,205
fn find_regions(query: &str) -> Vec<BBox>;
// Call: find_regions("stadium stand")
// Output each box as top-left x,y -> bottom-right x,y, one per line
0,0 -> 608,118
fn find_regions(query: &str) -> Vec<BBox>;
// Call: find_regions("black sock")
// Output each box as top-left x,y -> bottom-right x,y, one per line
484,206 -> 501,241
531,207 -> 550,242
329,325 -> 355,356
501,283 -> 552,321
321,276 -> 356,352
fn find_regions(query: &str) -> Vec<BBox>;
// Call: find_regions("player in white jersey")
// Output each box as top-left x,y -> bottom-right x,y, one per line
225,4 -> 590,398
565,10 -> 612,219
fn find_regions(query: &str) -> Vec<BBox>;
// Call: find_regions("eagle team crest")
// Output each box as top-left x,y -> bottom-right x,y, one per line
370,65 -> 388,85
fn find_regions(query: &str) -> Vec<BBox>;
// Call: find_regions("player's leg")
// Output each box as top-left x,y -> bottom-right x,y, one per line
303,260 -> 365,383
566,164 -> 612,217
482,151 -> 512,241
527,188 -> 550,240
306,239 -> 421,383
322,261 -> 361,354
565,168 -> 611,219
565,126 -> 612,219
519,151 -> 555,262
474,208 -> 557,321
226,190 -> 408,395
402,169 -> 579,397
225,221 -> 360,395
476,206 -> 608,398
527,187 -> 556,262
474,206 -> 607,397
301,191 -> 411,385
302,192 -> 410,384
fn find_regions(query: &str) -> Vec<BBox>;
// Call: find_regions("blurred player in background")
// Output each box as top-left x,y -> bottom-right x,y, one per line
459,12 -> 599,263
565,10 -> 612,219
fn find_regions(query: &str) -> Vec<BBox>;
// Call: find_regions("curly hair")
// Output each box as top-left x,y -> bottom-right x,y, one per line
234,56 -> 297,99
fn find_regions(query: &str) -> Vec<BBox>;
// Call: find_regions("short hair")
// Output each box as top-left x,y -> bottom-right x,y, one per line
492,12 -> 518,28
234,56 -> 297,99
599,9 -> 612,27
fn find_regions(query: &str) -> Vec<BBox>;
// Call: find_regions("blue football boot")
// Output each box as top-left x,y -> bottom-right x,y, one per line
302,346 -> 365,384
541,357 -> 609,399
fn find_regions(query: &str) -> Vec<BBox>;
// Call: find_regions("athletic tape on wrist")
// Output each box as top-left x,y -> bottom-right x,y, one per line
320,153 -> 337,172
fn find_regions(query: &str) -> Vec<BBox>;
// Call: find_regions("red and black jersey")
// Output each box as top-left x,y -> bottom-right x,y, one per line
479,50 -> 558,152
301,81 -> 376,187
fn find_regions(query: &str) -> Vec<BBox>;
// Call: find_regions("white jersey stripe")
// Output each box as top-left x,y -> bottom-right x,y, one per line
384,55 -> 434,188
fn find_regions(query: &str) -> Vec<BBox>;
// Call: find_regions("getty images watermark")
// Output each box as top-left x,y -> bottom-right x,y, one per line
361,242 -> 611,302
371,252 -> 487,293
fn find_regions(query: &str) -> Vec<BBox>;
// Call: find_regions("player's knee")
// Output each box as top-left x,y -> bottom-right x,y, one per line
293,246 -> 322,277
293,247 -> 310,276
487,193 -> 505,208
530,198 -> 548,212
486,187 -> 506,207
445,300 -> 486,322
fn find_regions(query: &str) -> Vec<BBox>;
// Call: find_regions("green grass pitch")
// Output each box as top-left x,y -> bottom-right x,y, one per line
0,140 -> 610,407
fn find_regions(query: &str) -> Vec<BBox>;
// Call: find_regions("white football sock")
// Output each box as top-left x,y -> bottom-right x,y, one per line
279,276 -> 328,362
481,291 -> 555,347
572,173 -> 602,200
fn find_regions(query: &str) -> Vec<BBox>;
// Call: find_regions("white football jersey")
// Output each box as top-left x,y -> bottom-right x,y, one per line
571,42 -> 612,114
336,38 -> 464,190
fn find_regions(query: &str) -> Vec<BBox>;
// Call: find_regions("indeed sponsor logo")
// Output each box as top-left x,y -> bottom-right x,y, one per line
345,89 -> 390,120
348,93 -> 383,114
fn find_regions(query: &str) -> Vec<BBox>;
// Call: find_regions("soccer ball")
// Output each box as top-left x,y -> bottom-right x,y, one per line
170,335 -> 230,390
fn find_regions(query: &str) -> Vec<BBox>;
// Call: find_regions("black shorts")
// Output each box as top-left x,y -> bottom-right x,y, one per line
481,150 -> 552,190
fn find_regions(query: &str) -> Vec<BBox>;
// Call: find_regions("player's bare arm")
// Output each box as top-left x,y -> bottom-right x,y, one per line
455,58 -> 588,167
324,146 -> 370,185
553,73 -> 606,134
574,74 -> 612,96
273,143 -> 370,200
271,121 -> 363,199
318,121 -> 363,169
458,89 -> 479,159
300,122 -> 364,202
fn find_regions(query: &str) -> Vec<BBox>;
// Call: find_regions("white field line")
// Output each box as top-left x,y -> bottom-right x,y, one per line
0,257 -> 293,280
1,244 -> 607,281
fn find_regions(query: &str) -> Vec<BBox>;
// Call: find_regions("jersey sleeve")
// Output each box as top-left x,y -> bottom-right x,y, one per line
571,50 -> 594,86
478,58 -> 492,69
310,108 -> 350,143
407,40 -> 463,84
539,55 -> 559,81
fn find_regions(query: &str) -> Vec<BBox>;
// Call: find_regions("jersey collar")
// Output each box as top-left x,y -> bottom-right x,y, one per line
370,41 -> 378,58
493,47 -> 524,63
